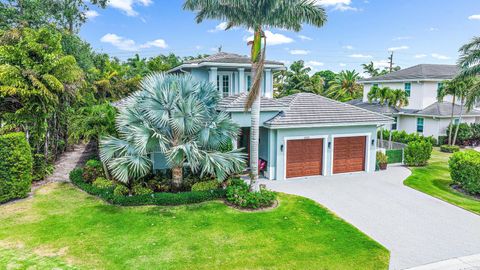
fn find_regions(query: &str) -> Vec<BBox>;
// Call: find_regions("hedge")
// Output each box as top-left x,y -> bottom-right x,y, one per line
404,140 -> 432,166
449,150 -> 480,195
69,168 -> 226,206
440,144 -> 460,153
0,132 -> 33,203
385,149 -> 403,164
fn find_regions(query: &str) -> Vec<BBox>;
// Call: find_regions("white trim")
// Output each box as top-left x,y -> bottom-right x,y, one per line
330,133 -> 371,175
359,78 -> 450,84
283,135 -> 328,180
217,71 -> 233,97
168,62 -> 285,73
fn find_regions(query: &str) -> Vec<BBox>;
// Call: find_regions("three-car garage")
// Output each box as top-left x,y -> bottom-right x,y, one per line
285,135 -> 368,179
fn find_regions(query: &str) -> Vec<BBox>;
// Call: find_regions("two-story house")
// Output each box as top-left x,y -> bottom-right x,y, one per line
353,64 -> 480,140
161,52 -> 391,180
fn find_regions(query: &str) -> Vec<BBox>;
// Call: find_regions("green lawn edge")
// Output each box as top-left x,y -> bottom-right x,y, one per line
404,148 -> 480,215
0,182 -> 389,270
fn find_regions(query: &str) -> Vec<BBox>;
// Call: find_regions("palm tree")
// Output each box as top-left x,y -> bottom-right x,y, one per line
367,85 -> 392,105
326,70 -> 363,101
100,73 -> 246,190
450,77 -> 478,145
438,79 -> 459,145
389,89 -> 409,108
362,61 -> 379,77
183,0 -> 327,189
458,37 -> 480,78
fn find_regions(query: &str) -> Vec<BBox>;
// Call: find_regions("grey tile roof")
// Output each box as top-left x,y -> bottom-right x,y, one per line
185,52 -> 284,66
409,102 -> 480,117
264,93 -> 393,127
359,64 -> 459,82
218,93 -> 289,111
347,99 -> 400,114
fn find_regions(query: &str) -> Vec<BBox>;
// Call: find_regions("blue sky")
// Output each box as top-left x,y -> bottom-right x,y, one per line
80,0 -> 480,74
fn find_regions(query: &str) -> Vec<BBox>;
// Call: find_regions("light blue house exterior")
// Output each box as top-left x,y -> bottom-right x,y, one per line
159,52 -> 392,181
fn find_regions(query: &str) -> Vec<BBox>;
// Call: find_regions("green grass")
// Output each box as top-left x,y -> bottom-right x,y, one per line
0,183 -> 389,270
404,148 -> 480,215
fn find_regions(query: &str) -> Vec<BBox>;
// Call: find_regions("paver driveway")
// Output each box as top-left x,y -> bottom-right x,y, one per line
260,165 -> 480,270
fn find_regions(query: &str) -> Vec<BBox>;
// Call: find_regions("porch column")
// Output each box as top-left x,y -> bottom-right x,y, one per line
238,68 -> 245,93
232,137 -> 238,150
264,69 -> 272,98
208,67 -> 217,88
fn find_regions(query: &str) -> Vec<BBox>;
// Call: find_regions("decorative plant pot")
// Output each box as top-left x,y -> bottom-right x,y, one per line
379,163 -> 388,170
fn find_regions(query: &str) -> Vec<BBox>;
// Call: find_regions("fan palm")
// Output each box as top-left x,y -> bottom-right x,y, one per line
458,37 -> 480,78
183,0 -> 327,188
100,73 -> 246,189
326,70 -> 363,101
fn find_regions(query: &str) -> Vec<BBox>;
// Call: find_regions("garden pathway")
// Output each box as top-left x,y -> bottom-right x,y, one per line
32,143 -> 93,191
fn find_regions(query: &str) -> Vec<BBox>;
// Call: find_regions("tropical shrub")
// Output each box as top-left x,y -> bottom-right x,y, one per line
70,167 -> 226,205
226,179 -> 276,209
404,141 -> 432,166
113,185 -> 129,196
447,123 -> 472,145
376,152 -> 388,164
132,184 -> 153,195
82,159 -> 104,183
470,123 -> 480,140
437,136 -> 448,146
100,73 -> 246,190
440,145 -> 460,153
0,132 -> 33,203
191,180 -> 218,192
379,130 -> 436,145
449,150 -> 480,195
92,177 -> 115,189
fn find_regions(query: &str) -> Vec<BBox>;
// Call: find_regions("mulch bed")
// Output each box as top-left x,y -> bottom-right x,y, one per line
451,184 -> 480,201
223,199 -> 279,212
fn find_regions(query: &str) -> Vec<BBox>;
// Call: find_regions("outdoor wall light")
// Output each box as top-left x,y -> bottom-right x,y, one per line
371,139 -> 375,146
280,144 -> 284,152
328,141 -> 331,149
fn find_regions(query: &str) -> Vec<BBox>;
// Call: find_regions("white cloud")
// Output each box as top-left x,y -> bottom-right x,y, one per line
428,27 -> 439,31
307,61 -> 324,66
372,60 -> 390,68
342,45 -> 354,50
388,45 -> 409,51
290,49 -> 310,55
108,0 -> 153,16
314,0 -> 358,11
339,63 -> 347,67
208,22 -> 229,32
245,30 -> 294,46
468,14 -> 480,20
393,36 -> 412,41
349,53 -> 372,58
431,53 -> 450,60
100,33 -> 167,51
298,35 -> 313,41
85,10 -> 99,19
414,54 -> 427,59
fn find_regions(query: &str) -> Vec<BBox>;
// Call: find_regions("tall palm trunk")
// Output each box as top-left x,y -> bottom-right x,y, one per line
452,97 -> 465,146
448,95 -> 456,145
172,166 -> 183,190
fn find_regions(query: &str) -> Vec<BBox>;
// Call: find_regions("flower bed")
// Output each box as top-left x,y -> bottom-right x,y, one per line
69,168 -> 226,206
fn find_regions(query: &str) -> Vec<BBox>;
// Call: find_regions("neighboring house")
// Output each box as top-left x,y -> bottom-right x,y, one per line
160,52 -> 392,180
354,64 -> 480,139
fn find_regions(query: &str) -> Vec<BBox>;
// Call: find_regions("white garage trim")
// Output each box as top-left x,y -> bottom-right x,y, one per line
283,135 -> 328,180
330,133 -> 371,175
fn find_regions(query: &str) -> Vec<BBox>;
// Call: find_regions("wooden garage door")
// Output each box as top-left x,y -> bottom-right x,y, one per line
333,136 -> 366,174
286,138 -> 323,178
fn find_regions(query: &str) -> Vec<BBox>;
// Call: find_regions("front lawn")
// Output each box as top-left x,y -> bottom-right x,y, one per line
404,148 -> 480,215
0,183 -> 389,270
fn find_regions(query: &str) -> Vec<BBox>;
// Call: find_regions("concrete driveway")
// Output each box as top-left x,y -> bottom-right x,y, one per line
260,166 -> 480,270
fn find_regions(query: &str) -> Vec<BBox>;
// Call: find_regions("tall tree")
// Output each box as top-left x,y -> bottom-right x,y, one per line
183,0 -> 327,188
458,36 -> 480,78
388,89 -> 409,109
362,62 -> 380,77
314,70 -> 336,89
326,70 -> 362,101
438,79 -> 460,145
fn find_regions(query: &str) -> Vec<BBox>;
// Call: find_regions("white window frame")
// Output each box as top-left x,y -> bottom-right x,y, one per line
283,135 -> 328,180
217,71 -> 233,97
330,133 -> 371,175
245,72 -> 252,92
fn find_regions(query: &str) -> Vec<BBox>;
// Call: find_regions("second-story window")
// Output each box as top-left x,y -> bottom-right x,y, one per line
222,75 -> 229,97
437,82 -> 444,97
246,75 -> 252,91
404,82 -> 411,97
392,116 -> 398,130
